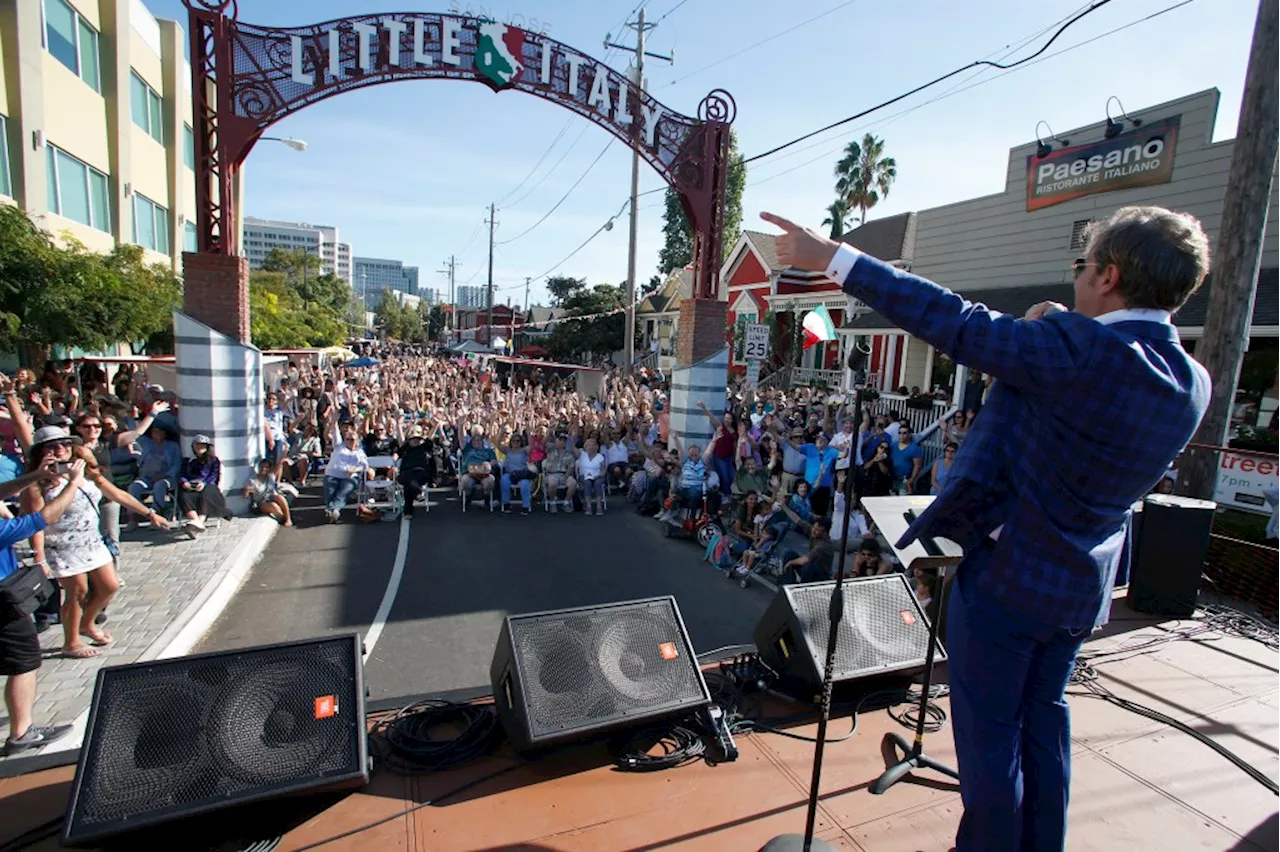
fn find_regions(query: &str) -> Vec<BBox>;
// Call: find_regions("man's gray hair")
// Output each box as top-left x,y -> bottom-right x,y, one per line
1083,206 -> 1211,312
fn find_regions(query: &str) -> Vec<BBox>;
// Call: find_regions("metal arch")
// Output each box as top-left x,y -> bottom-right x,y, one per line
186,5 -> 733,299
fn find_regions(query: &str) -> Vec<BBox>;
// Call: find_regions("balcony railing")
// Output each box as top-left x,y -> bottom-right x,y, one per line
790,367 -> 844,388
867,392 -> 952,436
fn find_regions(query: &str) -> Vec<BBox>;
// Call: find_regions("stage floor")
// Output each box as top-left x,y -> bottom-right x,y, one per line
2,594 -> 1276,851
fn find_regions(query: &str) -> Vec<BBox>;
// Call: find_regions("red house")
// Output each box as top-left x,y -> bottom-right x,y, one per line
721,213 -> 917,386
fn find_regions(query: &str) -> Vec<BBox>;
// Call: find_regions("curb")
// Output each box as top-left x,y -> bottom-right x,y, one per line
0,515 -> 279,779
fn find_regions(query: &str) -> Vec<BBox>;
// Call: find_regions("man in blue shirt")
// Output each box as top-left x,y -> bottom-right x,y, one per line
889,424 -> 924,494
1,459 -> 85,755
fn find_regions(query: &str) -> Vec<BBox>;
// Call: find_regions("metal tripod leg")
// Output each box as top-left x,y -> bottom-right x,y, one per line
870,561 -> 958,795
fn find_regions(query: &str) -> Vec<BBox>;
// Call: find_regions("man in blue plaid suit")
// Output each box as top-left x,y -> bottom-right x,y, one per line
762,206 -> 1210,851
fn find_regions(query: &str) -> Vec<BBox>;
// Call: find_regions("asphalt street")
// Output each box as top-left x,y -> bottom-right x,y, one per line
195,487 -> 773,706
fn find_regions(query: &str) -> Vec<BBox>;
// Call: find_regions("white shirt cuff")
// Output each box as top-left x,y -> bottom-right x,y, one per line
826,244 -> 862,285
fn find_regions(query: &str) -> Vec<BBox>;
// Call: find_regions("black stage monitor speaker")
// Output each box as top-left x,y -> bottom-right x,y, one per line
1128,493 -> 1216,618
753,575 -> 942,693
63,634 -> 369,847
490,596 -> 710,750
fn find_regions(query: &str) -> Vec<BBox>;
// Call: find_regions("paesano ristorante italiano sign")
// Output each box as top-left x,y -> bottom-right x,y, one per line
1025,116 -> 1180,212
271,15 -> 667,153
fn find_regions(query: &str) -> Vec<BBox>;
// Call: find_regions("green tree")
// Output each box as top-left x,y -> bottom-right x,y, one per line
822,199 -> 853,240
658,130 -> 747,274
427,303 -> 447,341
546,275 -> 586,307
547,283 -> 637,361
249,270 -> 344,348
0,206 -> 181,352
834,133 -> 897,226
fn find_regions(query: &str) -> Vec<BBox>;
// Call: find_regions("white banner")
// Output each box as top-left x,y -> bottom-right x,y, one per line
745,360 -> 761,389
1213,451 -> 1279,515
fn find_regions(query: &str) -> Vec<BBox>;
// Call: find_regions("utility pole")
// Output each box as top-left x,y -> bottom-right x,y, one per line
437,255 -> 457,344
607,9 -> 672,374
1179,0 -> 1278,500
524,276 -> 531,314
485,203 -> 497,348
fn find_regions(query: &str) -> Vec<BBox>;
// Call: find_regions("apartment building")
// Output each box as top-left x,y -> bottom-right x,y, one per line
242,217 -> 353,285
0,0 -> 199,269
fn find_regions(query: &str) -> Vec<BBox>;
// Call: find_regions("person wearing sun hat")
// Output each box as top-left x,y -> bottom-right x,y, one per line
21,426 -> 168,661
178,435 -> 229,537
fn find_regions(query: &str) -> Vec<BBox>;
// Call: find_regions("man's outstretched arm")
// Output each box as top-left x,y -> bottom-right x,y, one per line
759,212 -> 1093,392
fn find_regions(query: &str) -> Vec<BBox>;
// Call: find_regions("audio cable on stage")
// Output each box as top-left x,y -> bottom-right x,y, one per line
1067,598 -> 1279,796
369,699 -> 504,774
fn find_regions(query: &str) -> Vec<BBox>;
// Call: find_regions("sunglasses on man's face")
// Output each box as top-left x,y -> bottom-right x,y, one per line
1071,258 -> 1100,277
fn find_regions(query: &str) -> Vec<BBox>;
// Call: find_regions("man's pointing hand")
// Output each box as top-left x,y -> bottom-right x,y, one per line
760,212 -> 842,273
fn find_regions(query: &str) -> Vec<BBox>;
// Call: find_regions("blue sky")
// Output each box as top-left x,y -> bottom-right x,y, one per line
142,0 -> 1258,307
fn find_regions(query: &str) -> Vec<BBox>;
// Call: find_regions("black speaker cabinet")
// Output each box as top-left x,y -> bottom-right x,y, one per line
490,597 -> 710,750
753,575 -> 942,693
1128,494 -> 1217,618
63,634 -> 369,847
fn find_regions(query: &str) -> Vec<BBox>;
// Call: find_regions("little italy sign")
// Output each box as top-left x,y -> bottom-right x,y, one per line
186,2 -> 735,304
271,15 -> 668,153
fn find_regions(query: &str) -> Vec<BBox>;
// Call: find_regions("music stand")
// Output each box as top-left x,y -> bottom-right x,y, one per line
859,496 -> 963,794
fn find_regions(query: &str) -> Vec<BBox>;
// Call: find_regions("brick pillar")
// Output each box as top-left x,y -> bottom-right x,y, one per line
676,299 -> 729,367
183,252 -> 250,344
670,299 -> 730,452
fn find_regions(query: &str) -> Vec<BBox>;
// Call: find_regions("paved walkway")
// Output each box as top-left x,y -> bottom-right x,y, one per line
0,509 -> 277,773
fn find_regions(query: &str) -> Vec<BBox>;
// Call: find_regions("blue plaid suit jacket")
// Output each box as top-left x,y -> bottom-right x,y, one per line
838,253 -> 1210,630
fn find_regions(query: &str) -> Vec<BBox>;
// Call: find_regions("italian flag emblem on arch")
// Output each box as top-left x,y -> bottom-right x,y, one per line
476,21 -> 525,89
802,305 -> 837,349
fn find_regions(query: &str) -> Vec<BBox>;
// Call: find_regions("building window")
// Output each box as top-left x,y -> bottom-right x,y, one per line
183,220 -> 197,252
1069,219 -> 1092,251
46,144 -> 110,232
0,116 -> 10,198
132,193 -> 170,254
183,124 -> 195,169
130,72 -> 164,144
44,0 -> 100,92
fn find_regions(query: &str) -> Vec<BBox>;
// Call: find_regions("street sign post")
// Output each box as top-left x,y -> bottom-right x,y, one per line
744,323 -> 769,390
744,323 -> 770,362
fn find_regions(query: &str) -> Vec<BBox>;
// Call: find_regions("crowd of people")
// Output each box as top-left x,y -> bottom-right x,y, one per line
0,344 -> 979,757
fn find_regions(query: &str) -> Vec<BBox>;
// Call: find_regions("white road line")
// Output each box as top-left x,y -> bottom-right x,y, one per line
363,514 -> 411,663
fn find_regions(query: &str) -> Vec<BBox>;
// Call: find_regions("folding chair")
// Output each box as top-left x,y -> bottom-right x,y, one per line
360,455 -> 404,521
459,472 -> 496,512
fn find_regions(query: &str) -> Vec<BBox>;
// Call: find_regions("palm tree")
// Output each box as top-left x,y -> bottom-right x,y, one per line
833,134 -> 898,226
822,199 -> 852,239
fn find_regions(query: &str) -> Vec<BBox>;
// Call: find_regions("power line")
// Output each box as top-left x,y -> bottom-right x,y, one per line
662,0 -> 861,89
496,140 -> 615,245
493,0 -> 647,211
653,0 -> 693,25
746,0 -> 1197,187
742,0 -> 1118,165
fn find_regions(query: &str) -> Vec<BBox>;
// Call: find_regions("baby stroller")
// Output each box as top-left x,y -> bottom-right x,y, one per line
726,535 -> 784,589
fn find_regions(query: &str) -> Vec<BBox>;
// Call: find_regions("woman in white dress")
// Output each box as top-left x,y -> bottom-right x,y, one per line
22,427 -> 168,659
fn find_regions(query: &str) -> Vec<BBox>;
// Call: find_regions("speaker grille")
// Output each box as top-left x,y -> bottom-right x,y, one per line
65,635 -> 367,845
505,598 -> 709,745
786,576 -> 940,682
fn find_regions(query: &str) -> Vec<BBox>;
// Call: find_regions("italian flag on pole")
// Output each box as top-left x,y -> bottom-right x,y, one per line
802,305 -> 837,349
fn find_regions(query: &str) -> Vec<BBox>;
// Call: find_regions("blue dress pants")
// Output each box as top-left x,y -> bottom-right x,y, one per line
947,547 -> 1088,852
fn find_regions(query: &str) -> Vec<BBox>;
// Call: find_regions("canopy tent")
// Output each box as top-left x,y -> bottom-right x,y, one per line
489,356 -> 605,399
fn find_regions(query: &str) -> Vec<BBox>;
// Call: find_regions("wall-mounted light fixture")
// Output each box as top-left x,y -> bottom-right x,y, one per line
1035,121 -> 1072,159
32,130 -> 44,150
123,182 -> 133,197
1104,96 -> 1143,139
177,213 -> 186,225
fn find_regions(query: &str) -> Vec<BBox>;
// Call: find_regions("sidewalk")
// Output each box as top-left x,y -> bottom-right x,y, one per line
0,507 -> 278,776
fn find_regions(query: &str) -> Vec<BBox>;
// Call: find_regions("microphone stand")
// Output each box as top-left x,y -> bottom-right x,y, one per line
760,387 -> 863,852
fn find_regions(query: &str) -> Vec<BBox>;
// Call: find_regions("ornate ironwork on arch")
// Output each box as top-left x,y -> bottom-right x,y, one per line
185,1 -> 734,299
